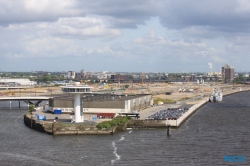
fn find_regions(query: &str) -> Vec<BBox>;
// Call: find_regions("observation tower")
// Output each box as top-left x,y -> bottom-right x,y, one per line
61,82 -> 93,123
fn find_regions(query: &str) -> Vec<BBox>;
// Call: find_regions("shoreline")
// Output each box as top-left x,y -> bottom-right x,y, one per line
22,85 -> 250,135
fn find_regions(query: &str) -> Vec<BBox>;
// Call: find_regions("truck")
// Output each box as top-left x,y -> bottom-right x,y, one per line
121,113 -> 140,119
97,113 -> 119,119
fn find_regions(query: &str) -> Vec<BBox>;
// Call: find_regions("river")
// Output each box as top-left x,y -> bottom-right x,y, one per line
0,92 -> 249,165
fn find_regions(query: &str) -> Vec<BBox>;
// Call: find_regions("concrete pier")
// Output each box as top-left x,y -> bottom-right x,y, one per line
128,86 -> 250,128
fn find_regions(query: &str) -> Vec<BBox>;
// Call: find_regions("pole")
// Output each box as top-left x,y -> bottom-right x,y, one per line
9,100 -> 11,109
167,124 -> 170,136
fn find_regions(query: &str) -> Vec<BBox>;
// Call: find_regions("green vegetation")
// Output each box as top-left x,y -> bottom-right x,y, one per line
233,74 -> 247,83
42,75 -> 51,82
153,97 -> 175,104
28,104 -> 34,113
178,97 -> 191,101
96,116 -> 131,130
124,84 -> 129,88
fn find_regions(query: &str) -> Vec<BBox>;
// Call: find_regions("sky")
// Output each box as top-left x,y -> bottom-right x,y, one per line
1,0 -> 250,73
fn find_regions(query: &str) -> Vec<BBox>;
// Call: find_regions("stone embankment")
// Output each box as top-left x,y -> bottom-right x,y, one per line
23,113 -> 124,135
24,85 -> 250,134
127,99 -> 208,128
222,86 -> 250,96
127,85 -> 250,128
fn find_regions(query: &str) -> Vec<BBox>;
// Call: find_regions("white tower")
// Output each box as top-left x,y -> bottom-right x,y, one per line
61,82 -> 93,123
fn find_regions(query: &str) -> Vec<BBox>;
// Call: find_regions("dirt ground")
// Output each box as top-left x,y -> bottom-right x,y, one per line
0,82 -> 234,102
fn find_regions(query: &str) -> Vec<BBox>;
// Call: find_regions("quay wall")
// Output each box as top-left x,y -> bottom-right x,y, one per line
175,99 -> 208,127
222,87 -> 250,97
23,113 -> 114,135
128,86 -> 250,128
127,99 -> 208,128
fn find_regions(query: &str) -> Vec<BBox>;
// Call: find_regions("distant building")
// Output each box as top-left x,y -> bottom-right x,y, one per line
111,74 -> 130,83
244,73 -> 249,78
80,69 -> 86,79
221,64 -> 234,83
68,71 -> 75,79
0,78 -> 36,86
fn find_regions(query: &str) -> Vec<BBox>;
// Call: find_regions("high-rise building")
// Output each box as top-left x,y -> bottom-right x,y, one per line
221,64 -> 234,83
68,71 -> 75,79
80,69 -> 86,78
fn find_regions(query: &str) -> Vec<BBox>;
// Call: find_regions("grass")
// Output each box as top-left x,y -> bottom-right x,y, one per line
178,97 -> 191,101
96,116 -> 131,130
153,97 -> 175,104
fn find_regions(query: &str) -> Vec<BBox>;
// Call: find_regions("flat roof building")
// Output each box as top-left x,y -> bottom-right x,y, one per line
47,93 -> 152,114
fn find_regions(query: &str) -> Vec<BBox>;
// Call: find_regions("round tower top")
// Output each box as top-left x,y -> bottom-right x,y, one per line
61,83 -> 93,94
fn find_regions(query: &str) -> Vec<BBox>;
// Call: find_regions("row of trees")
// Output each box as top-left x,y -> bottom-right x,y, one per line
233,74 -> 250,83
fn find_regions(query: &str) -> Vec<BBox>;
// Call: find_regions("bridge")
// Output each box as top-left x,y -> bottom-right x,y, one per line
0,96 -> 51,107
0,86 -> 31,90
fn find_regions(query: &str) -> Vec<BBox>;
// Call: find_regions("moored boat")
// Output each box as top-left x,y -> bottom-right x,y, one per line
209,88 -> 223,102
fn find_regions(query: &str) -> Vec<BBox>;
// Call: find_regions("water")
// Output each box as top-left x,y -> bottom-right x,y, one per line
0,100 -> 47,109
0,92 -> 250,165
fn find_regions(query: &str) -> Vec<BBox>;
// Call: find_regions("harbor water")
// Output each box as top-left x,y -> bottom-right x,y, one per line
0,92 -> 250,165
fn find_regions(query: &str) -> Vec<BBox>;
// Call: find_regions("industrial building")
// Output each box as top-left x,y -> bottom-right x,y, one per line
46,93 -> 152,114
0,78 -> 37,86
221,64 -> 234,83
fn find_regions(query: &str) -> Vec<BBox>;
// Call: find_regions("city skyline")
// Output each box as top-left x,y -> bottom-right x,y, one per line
1,0 -> 250,72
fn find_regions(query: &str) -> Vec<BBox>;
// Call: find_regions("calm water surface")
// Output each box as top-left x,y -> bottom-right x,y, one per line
0,92 -> 250,165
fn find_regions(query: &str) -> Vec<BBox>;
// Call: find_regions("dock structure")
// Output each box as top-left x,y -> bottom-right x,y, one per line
129,87 -> 250,128
168,99 -> 208,127
127,99 -> 208,128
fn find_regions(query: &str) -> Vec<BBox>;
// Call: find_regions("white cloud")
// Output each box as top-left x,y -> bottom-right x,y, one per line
1,0 -> 250,72
37,17 -> 122,39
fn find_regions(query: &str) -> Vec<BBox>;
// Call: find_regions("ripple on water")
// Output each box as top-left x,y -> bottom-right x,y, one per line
0,92 -> 249,165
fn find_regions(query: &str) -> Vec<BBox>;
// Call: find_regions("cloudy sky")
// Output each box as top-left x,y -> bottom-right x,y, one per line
1,0 -> 250,73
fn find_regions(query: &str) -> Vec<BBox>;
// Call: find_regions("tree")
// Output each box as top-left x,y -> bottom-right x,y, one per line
29,104 -> 34,113
42,75 -> 51,82
0,73 -> 7,77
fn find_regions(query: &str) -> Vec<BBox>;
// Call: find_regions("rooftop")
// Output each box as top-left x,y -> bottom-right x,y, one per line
52,93 -> 151,102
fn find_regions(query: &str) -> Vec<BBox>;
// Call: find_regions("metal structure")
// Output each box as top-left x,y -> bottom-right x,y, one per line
0,96 -> 50,107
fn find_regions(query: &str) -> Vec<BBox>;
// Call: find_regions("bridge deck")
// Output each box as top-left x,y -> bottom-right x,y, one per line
0,96 -> 51,100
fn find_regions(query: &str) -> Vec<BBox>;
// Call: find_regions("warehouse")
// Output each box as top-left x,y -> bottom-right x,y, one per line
46,93 -> 153,114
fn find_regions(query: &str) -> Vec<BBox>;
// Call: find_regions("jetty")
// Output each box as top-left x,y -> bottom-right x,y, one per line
22,84 -> 250,135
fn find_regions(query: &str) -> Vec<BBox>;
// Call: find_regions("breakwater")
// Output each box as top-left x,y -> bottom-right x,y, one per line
23,113 -> 122,135
128,85 -> 250,128
23,85 -> 250,135
127,99 -> 208,128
